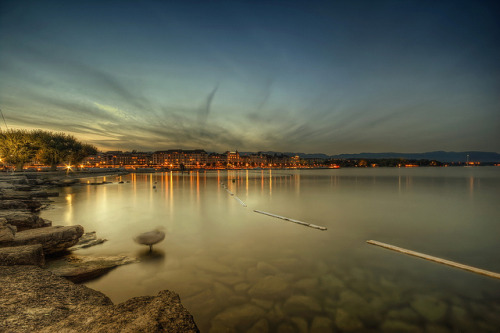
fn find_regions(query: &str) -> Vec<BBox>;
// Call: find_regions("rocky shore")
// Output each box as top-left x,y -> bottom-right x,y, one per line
0,172 -> 199,332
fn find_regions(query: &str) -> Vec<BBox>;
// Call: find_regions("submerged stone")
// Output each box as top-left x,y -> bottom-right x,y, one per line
410,295 -> 447,323
380,319 -> 423,333
246,318 -> 269,333
290,317 -> 308,333
283,295 -> 322,316
248,275 -> 290,299
335,308 -> 364,332
310,316 -> 334,333
211,303 -> 265,331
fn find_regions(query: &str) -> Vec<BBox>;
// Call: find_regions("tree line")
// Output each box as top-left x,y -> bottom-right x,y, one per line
0,129 -> 97,171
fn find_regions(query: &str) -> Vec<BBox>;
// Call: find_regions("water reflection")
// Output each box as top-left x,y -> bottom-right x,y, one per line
41,168 -> 500,332
137,249 -> 166,264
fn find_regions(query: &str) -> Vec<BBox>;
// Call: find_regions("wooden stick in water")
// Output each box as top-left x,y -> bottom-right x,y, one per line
254,210 -> 327,231
367,240 -> 500,280
233,196 -> 247,207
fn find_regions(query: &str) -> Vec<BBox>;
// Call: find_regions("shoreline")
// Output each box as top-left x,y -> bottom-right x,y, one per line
0,172 -> 199,332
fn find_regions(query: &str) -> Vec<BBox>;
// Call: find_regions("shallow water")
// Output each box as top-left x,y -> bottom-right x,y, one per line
42,167 -> 500,332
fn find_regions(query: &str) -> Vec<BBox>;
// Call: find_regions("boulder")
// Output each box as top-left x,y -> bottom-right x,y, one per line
1,225 -> 84,254
0,199 -> 44,211
45,255 -> 138,283
0,266 -> 199,332
0,244 -> 44,266
0,218 -> 16,242
0,211 -> 51,231
0,199 -> 29,210
0,189 -> 59,200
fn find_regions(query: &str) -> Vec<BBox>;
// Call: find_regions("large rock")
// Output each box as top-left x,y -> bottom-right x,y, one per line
0,265 -> 199,332
0,211 -> 51,231
45,255 -> 138,283
1,225 -> 84,254
0,244 -> 44,266
0,218 -> 16,241
0,199 -> 44,211
0,189 -> 59,200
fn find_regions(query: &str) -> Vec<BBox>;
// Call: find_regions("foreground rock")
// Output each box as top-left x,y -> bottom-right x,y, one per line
46,255 -> 138,283
0,210 -> 51,231
0,244 -> 44,266
69,231 -> 107,250
0,225 -> 83,254
0,266 -> 199,332
0,189 -> 59,200
0,218 -> 16,241
0,199 -> 44,211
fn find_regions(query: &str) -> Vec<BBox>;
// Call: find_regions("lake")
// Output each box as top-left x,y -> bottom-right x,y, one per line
41,167 -> 500,332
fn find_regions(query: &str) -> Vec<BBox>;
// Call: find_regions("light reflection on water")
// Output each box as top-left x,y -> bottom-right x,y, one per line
42,167 -> 500,332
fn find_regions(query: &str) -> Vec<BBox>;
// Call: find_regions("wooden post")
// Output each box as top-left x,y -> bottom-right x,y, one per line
367,240 -> 500,280
254,210 -> 327,231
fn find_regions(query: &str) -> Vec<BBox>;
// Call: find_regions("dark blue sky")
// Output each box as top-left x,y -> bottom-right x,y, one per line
1,0 -> 499,153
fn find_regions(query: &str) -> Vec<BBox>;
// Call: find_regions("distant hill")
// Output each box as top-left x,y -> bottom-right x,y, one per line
239,150 -> 500,163
331,151 -> 500,163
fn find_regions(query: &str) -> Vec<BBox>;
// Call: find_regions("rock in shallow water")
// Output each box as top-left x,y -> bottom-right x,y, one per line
283,295 -> 322,316
410,295 -> 447,323
211,303 -> 265,331
335,308 -> 364,332
248,275 -> 290,299
68,231 -> 107,250
45,254 -> 138,283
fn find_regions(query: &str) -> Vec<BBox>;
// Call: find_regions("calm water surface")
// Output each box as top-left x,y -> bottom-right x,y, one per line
42,167 -> 500,332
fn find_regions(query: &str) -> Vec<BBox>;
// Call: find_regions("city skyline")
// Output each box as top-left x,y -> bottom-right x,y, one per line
1,0 -> 499,154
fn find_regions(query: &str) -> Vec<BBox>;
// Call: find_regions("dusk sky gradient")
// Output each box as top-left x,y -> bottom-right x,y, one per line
1,0 -> 499,154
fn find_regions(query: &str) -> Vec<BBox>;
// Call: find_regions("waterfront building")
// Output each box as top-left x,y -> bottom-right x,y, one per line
153,149 -> 208,169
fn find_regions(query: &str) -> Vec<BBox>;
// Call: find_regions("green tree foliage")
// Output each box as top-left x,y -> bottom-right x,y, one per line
0,130 -> 39,171
0,129 -> 97,171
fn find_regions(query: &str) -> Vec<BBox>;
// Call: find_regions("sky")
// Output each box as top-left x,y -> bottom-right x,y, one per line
0,0 -> 499,154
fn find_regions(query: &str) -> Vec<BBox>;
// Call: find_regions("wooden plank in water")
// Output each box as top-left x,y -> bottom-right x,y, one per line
254,210 -> 327,231
367,240 -> 500,280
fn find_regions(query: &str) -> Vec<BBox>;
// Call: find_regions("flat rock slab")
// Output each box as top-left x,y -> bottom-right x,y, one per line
0,199 -> 44,211
46,255 -> 138,283
1,225 -> 84,254
69,231 -> 107,251
0,189 -> 59,200
0,211 -> 51,231
0,266 -> 199,333
0,244 -> 44,266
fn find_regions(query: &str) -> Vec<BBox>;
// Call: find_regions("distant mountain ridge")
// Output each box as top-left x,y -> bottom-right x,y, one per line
330,151 -> 500,163
240,151 -> 500,163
